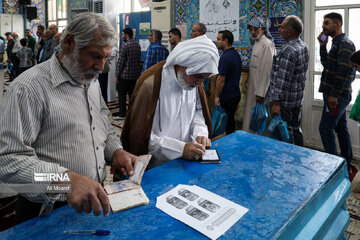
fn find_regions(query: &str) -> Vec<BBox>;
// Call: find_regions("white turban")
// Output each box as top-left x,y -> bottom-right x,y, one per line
152,35 -> 220,141
163,34 -> 219,75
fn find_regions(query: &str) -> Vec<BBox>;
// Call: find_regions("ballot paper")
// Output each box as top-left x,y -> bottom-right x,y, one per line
200,149 -> 221,164
105,154 -> 151,213
156,184 -> 249,240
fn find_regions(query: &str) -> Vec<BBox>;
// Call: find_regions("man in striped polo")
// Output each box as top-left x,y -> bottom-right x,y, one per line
0,13 -> 136,224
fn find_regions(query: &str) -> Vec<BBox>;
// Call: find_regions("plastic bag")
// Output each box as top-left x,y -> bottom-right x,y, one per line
350,91 -> 360,122
211,105 -> 228,136
268,114 -> 290,142
249,102 -> 268,134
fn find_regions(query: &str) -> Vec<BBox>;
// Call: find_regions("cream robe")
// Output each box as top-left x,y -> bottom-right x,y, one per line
242,35 -> 275,132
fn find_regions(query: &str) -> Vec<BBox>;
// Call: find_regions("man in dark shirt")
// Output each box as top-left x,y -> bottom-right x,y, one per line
35,25 -> 45,64
318,12 -> 356,174
168,28 -> 181,49
25,29 -> 36,54
115,27 -> 141,120
41,24 -> 58,62
5,32 -> 15,62
215,30 -> 241,134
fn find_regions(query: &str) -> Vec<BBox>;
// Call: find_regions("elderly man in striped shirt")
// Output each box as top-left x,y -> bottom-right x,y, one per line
0,13 -> 136,224
269,15 -> 309,146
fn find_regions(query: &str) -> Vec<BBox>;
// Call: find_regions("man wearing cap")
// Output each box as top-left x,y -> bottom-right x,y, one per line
121,35 -> 219,169
242,18 -> 276,132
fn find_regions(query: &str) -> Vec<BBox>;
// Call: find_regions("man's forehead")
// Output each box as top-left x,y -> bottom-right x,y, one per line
81,44 -> 112,55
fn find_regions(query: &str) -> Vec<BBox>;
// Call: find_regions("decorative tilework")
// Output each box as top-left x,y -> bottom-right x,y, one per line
185,0 -> 199,39
252,0 -> 265,13
269,0 -> 300,18
238,48 -> 251,66
238,0 -> 250,48
29,0 -> 45,37
70,0 -> 87,9
249,0 -> 267,20
3,0 -> 19,14
175,0 -> 186,23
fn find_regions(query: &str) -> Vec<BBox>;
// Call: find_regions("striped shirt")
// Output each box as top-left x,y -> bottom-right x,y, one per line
142,41 -> 169,72
269,38 -> 309,108
0,54 -> 122,204
115,38 -> 141,80
319,33 -> 355,99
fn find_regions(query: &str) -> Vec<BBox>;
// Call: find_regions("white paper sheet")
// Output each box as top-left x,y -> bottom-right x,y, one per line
156,184 -> 249,240
202,150 -> 219,161
139,39 -> 150,51
199,0 -> 239,41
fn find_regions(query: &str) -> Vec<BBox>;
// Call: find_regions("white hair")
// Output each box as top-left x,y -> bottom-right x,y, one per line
60,13 -> 117,50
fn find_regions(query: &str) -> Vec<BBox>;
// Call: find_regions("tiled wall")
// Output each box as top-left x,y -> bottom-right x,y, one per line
1,0 -> 45,36
175,0 -> 302,67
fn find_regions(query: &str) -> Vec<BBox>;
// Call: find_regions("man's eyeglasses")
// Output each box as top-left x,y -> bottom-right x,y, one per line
322,21 -> 335,26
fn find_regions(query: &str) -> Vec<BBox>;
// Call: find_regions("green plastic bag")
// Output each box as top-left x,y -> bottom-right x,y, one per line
350,91 -> 360,122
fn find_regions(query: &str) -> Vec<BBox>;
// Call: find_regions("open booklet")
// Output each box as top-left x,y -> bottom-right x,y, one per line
104,154 -> 151,213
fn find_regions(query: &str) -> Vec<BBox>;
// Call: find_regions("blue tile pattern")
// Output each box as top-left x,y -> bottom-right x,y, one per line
269,0 -> 301,17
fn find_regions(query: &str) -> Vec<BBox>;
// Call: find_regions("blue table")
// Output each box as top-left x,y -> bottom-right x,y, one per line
0,131 -> 350,239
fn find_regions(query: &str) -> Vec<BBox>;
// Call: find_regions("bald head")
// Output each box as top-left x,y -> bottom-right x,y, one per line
48,24 -> 58,38
190,23 -> 207,38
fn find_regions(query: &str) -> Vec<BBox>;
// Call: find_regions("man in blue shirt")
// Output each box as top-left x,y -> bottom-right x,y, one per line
142,29 -> 169,72
215,30 -> 242,134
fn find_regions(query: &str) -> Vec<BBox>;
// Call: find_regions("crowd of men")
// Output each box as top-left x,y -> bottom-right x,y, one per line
2,24 -> 61,81
0,12 -> 359,224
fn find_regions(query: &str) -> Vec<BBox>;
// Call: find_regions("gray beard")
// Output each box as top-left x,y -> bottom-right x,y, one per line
176,71 -> 196,91
61,48 -> 100,86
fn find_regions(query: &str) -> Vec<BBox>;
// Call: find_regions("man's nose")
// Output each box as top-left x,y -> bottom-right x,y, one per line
95,58 -> 106,70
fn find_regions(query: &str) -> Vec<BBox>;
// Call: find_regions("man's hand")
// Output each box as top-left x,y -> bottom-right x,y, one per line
255,95 -> 264,103
65,170 -> 110,217
112,149 -> 137,177
271,102 -> 281,115
183,142 -> 205,160
214,96 -> 220,106
317,32 -> 328,46
195,136 -> 211,148
327,96 -> 338,111
115,77 -> 119,84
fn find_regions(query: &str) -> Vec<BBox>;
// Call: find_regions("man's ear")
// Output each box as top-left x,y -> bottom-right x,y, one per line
62,34 -> 75,55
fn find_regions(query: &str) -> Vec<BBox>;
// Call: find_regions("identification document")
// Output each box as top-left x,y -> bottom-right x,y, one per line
104,154 -> 151,213
156,184 -> 249,240
200,149 -> 221,164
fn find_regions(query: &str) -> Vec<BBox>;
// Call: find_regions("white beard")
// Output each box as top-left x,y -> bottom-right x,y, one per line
61,48 -> 101,86
176,71 -> 196,91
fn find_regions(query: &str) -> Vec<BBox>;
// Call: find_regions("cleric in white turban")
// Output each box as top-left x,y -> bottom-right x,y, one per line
119,34 -> 219,172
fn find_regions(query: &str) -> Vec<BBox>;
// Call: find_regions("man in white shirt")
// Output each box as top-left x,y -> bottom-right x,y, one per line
121,35 -> 219,169
242,18 -> 276,132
